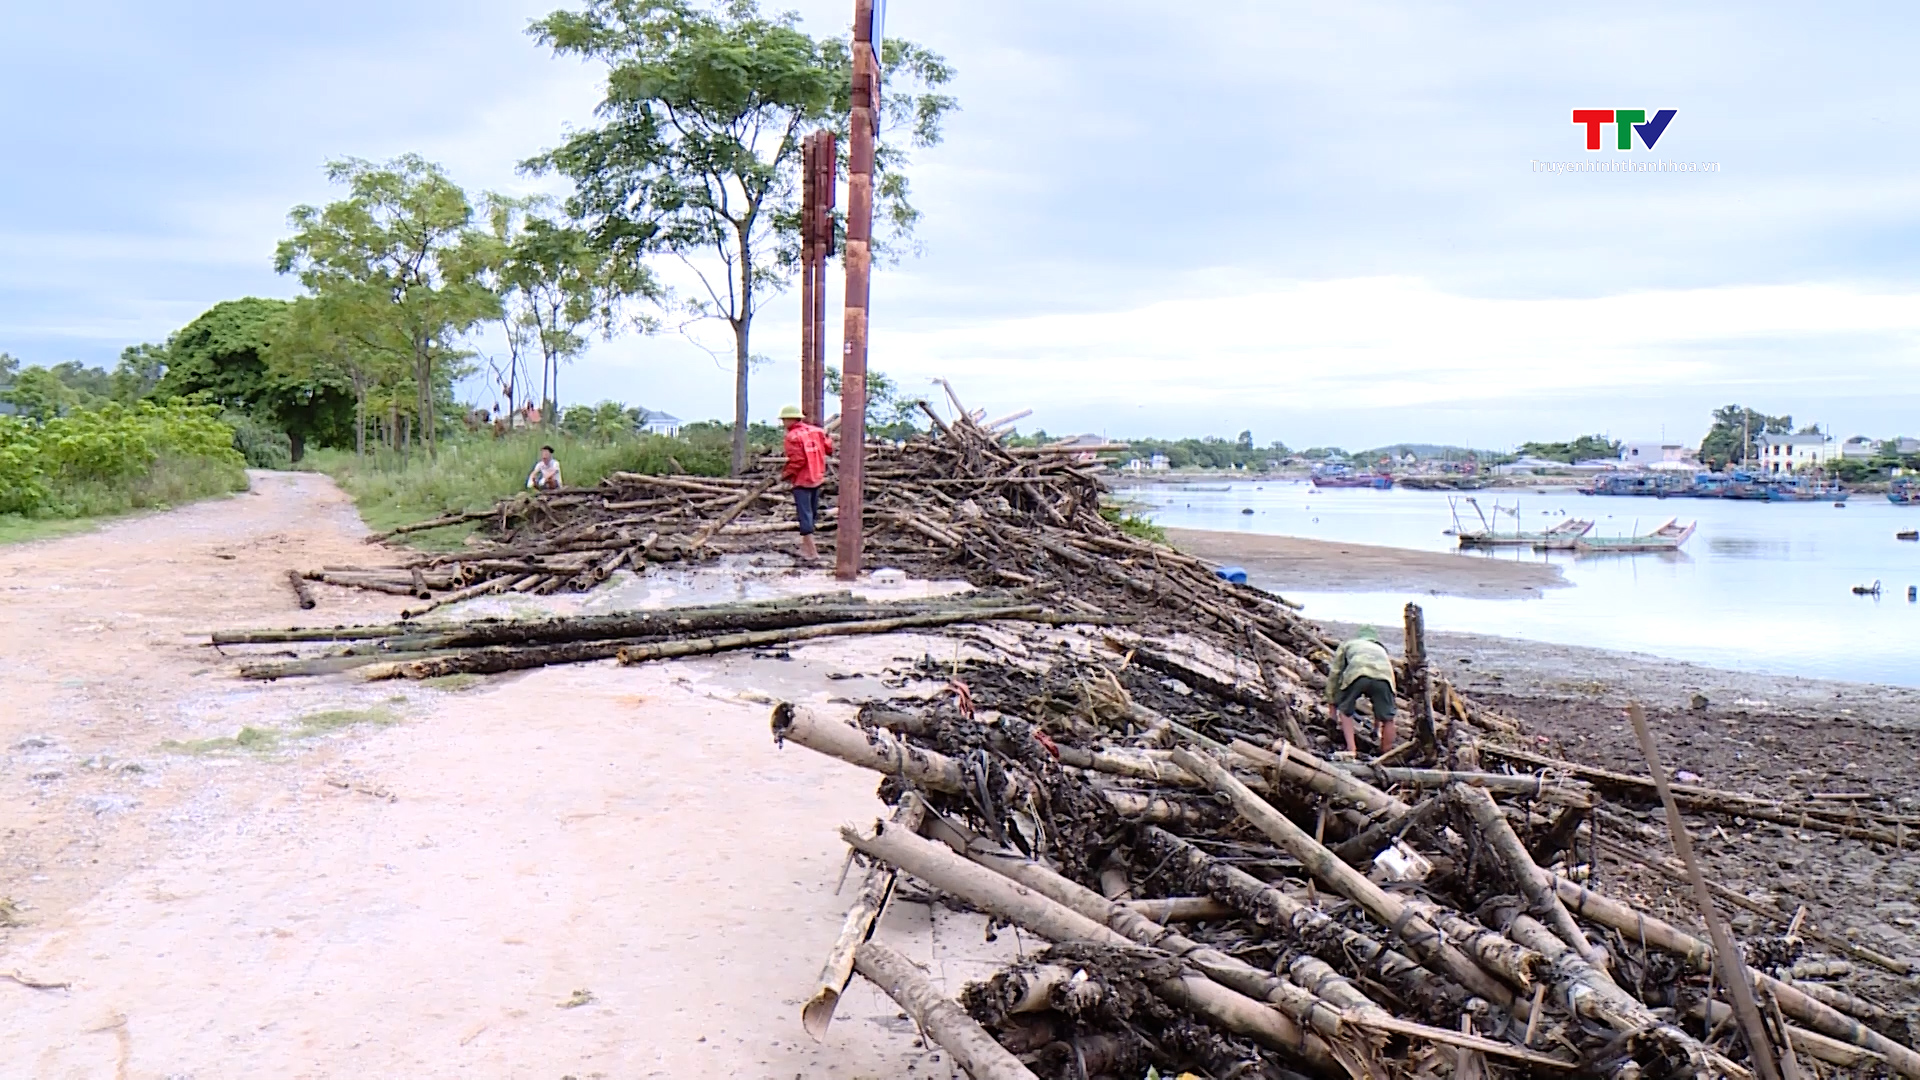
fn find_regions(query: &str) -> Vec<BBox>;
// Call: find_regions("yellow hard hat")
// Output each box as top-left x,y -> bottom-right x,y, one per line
778,405 -> 804,420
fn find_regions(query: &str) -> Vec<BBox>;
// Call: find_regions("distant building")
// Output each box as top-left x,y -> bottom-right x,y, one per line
1887,437 -> 1920,457
1841,436 -> 1877,460
1620,441 -> 1693,466
1150,453 -> 1170,471
635,409 -> 682,437
1491,455 -> 1567,476
1753,432 -> 1836,474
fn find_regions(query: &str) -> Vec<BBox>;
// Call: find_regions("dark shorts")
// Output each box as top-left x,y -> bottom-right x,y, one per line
1335,676 -> 1396,720
793,485 -> 822,535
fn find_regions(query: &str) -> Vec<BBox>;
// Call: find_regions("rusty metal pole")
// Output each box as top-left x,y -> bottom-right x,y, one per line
799,136 -> 818,423
834,0 -> 876,581
812,131 -> 837,423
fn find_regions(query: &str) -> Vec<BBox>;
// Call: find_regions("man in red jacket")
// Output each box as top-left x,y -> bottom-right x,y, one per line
779,405 -> 833,562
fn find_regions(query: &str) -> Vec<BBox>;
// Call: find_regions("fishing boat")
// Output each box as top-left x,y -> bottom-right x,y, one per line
1449,497 -> 1593,548
1573,517 -> 1697,553
1767,478 -> 1848,502
1311,465 -> 1393,490
1890,480 -> 1920,506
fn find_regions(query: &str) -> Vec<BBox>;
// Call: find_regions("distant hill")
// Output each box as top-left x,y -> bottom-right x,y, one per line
1353,443 -> 1485,460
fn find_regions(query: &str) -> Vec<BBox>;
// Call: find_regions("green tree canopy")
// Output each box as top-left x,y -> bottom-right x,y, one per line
150,297 -> 354,460
275,155 -> 496,459
526,0 -> 956,473
1516,434 -> 1620,463
1698,405 -> 1793,467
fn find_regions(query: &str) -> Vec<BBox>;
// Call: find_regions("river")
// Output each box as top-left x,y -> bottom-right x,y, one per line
1125,480 -> 1920,686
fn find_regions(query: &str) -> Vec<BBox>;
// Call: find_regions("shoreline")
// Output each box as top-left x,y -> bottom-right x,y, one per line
1164,525 -> 1565,600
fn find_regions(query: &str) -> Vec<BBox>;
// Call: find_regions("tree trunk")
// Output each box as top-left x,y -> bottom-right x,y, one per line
731,228 -> 755,476
353,374 -> 366,459
289,431 -> 306,463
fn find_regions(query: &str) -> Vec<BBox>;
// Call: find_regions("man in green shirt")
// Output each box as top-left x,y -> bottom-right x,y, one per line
1327,626 -> 1397,757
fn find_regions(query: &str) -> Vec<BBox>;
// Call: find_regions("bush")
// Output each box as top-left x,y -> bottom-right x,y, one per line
0,400 -> 248,522
224,412 -> 294,469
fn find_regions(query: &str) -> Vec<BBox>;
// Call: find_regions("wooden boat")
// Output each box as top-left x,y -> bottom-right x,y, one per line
1890,480 -> 1920,506
1897,530 -> 1918,541
1573,517 -> 1696,553
1450,496 -> 1593,548
1311,466 -> 1393,490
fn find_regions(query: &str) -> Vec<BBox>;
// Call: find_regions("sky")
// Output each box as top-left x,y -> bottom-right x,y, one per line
2,0 -> 1918,449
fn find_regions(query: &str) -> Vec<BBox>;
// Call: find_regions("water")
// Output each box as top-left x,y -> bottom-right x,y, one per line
1126,481 -> 1920,686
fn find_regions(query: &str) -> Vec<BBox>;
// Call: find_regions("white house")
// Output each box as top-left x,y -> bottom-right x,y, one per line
635,409 -> 682,437
1753,432 -> 1837,474
1491,455 -> 1566,476
1620,441 -> 1693,466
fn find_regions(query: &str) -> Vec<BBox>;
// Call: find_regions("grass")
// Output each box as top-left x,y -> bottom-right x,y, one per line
0,453 -> 249,545
163,706 -> 399,756
301,430 -> 736,547
1101,504 -> 1168,545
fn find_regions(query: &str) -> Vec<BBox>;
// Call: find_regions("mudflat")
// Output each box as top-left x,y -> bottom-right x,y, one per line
1164,526 -> 1565,598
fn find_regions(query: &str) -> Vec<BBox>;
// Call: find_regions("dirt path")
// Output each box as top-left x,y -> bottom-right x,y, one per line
1164,526 -> 1565,598
0,472 -> 990,1077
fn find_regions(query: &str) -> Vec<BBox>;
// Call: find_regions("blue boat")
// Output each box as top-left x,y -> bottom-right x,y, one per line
1766,477 -> 1848,502
1892,480 -> 1920,506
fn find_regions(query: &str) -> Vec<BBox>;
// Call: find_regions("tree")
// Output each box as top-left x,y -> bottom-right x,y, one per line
527,0 -> 956,474
112,344 -> 169,402
275,155 -> 496,459
1698,405 -> 1793,467
481,195 -> 651,422
151,298 -> 354,460
1517,434 -> 1620,463
264,295 -> 396,458
0,367 -> 77,420
826,364 -> 921,438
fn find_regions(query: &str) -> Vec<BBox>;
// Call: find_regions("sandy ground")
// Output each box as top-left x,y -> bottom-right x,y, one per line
1164,526 -> 1565,599
0,472 -> 1012,1078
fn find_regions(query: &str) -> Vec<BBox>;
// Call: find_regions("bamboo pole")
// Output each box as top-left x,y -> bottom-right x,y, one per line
1326,762 -> 1593,806
614,606 -> 1046,666
1449,784 -> 1606,972
804,797 -> 927,1041
1169,748 -> 1519,1010
1630,703 -> 1785,1080
852,941 -> 1042,1080
919,812 -> 1573,1072
838,818 -> 1338,1071
1551,876 -> 1920,1079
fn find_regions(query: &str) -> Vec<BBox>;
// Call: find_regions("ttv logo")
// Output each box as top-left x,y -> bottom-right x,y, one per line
1571,109 -> 1677,151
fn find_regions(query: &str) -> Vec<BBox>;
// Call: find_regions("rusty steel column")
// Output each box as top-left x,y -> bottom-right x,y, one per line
812,131 -> 837,424
799,135 -> 818,424
834,0 -> 876,581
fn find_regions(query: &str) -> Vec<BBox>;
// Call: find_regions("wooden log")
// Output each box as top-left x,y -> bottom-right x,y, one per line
1329,795 -> 1443,865
1229,740 -> 1408,823
1448,784 -> 1606,972
613,607 -> 1049,667
1550,876 -> 1920,1079
839,818 -> 1338,1072
409,567 -> 431,600
1169,748 -> 1520,1011
1326,762 -> 1593,807
1690,1000 -> 1888,1069
772,705 -> 1206,826
1482,742 -> 1909,844
1497,912 -> 1724,1076
285,569 -> 316,610
1589,827 -> 1912,975
1403,897 -> 1547,991
364,506 -> 503,542
1403,602 -> 1437,760
307,572 -> 419,597
803,796 -> 927,1040
688,473 -> 783,549
1630,702 -> 1785,1080
851,941 -> 1042,1080
360,639 -> 644,681
239,649 -> 447,681
1786,980 -> 1891,1028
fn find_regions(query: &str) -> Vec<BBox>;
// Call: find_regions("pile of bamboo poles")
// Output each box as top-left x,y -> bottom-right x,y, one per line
773,635 -> 1920,1080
